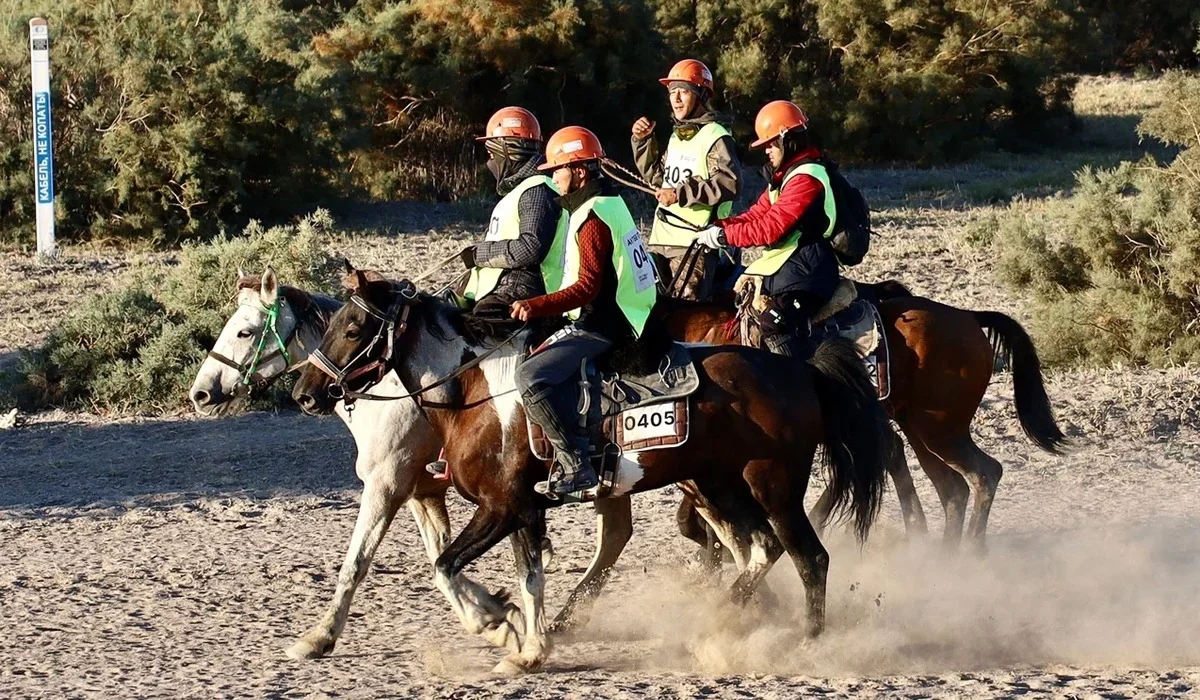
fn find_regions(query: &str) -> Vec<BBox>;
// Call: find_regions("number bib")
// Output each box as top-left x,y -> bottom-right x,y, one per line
615,399 -> 690,452
662,150 -> 699,188
620,227 -> 656,293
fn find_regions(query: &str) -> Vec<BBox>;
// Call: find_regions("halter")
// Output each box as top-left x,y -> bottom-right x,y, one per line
207,296 -> 298,390
307,280 -> 526,405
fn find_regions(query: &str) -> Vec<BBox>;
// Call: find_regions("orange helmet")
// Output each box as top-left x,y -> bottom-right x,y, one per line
659,59 -> 714,94
539,126 -> 606,171
476,106 -> 542,142
750,100 -> 809,148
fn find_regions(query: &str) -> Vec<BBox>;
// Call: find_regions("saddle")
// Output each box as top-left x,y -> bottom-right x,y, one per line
526,341 -> 701,503
735,277 -> 891,399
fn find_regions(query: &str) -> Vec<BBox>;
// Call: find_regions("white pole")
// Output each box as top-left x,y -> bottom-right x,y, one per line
29,17 -> 56,259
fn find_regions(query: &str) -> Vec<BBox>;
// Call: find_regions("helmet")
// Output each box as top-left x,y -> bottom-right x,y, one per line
539,126 -> 605,171
658,59 -> 715,94
476,106 -> 542,142
751,100 -> 809,148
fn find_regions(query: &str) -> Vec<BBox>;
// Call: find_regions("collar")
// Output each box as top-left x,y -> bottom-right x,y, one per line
556,177 -> 614,213
771,147 -> 824,185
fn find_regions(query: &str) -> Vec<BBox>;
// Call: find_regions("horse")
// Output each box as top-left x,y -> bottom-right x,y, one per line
292,265 -> 893,674
188,267 -> 525,659
662,279 -> 1066,552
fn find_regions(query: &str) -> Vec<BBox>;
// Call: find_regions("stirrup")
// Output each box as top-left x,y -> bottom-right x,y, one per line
425,448 -> 450,480
534,462 -> 599,498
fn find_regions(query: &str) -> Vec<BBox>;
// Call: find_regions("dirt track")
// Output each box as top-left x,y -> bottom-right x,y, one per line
4,76 -> 1200,698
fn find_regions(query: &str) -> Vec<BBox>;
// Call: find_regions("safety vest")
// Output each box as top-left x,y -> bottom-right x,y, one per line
540,195 -> 658,337
463,175 -> 559,301
743,162 -> 837,277
649,122 -> 735,247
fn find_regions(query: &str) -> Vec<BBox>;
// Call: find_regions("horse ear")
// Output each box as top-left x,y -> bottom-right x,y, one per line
236,265 -> 247,281
342,258 -> 355,275
261,266 -> 279,306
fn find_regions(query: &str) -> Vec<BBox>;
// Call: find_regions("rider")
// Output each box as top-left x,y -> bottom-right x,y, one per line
694,100 -> 839,359
460,107 -> 564,323
512,126 -> 658,496
631,59 -> 741,300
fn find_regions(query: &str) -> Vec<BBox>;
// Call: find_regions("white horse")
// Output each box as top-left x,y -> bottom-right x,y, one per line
190,267 -> 529,659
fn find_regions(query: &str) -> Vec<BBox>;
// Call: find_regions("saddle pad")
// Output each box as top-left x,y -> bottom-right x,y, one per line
614,399 -> 689,452
599,342 -> 700,415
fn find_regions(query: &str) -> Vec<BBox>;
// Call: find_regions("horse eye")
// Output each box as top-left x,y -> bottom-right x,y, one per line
237,330 -> 253,339
346,328 -> 360,340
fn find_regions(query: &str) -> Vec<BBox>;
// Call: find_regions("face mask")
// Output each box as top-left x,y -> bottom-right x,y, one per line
486,156 -> 503,182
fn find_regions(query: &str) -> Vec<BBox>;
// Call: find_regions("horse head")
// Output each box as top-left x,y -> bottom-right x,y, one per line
190,265 -> 334,415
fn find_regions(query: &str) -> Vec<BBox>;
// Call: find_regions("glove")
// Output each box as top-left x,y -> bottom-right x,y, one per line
695,226 -> 726,250
459,245 -> 477,269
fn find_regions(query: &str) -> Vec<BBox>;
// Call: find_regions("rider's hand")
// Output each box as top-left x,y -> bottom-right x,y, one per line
656,188 -> 679,206
510,300 -> 533,322
695,226 -> 727,250
632,117 -> 655,140
459,245 -> 477,269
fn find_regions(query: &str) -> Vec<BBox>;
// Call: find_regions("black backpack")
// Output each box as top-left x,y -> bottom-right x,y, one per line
822,159 -> 872,267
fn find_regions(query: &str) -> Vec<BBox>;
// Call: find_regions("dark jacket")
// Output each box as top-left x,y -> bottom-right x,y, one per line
472,155 -> 562,304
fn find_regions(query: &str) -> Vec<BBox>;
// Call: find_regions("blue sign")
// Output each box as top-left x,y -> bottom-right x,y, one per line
33,90 -> 53,205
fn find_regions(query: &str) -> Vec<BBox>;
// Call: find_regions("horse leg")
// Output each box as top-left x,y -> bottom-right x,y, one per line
884,428 -> 928,535
744,456 -> 829,637
549,495 -> 633,635
907,433 -> 970,549
925,436 -> 1003,552
689,483 -> 787,611
286,473 -> 404,660
433,507 -> 525,655
678,491 -> 729,572
494,518 -> 553,676
408,494 -> 525,641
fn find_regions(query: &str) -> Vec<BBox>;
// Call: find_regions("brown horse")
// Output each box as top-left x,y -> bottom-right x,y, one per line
663,284 -> 1065,551
292,267 -> 892,674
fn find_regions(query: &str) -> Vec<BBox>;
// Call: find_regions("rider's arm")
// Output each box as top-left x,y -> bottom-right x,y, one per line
524,215 -> 613,318
631,133 -> 665,188
675,135 -> 741,207
718,174 -> 823,249
473,184 -> 562,268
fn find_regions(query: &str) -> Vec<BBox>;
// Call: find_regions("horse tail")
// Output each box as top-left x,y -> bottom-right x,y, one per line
806,337 -> 890,543
974,311 -> 1066,454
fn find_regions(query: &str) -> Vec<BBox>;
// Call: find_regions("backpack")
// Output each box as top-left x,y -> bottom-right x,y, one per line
823,159 -> 872,267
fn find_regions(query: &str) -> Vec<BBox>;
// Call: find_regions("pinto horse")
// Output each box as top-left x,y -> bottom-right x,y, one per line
292,266 -> 893,675
663,282 -> 1065,551
189,267 -> 525,659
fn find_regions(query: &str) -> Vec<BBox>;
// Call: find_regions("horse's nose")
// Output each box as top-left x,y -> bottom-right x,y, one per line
295,391 -> 317,413
191,389 -> 211,406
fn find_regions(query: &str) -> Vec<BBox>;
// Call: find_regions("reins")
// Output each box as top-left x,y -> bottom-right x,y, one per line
308,282 -> 528,405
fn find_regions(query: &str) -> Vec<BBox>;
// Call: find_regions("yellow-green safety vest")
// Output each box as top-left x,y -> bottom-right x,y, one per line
540,194 -> 658,337
463,175 -> 561,301
649,122 -> 735,247
743,162 -> 837,277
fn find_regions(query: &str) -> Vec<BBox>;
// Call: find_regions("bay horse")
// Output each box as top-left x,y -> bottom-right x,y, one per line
663,280 -> 1065,551
292,266 -> 892,675
189,267 -> 525,659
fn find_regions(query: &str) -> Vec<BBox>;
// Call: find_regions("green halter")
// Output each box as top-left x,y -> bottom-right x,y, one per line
207,297 -> 295,388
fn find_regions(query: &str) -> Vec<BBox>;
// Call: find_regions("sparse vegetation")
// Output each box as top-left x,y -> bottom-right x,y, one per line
0,212 -> 342,414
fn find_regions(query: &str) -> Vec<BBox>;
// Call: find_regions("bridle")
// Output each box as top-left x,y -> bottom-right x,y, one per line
307,280 -> 525,405
207,296 -> 301,392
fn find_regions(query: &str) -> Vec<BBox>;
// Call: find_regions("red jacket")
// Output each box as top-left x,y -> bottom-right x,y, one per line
718,146 -> 825,248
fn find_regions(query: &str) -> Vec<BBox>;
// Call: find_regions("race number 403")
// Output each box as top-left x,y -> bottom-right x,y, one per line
620,403 -> 677,442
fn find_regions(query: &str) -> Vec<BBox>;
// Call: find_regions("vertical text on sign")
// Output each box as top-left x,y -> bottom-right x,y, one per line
29,17 -> 55,256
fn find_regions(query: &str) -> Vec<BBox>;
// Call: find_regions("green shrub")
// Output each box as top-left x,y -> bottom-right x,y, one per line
0,0 -> 356,245
2,211 -> 343,414
991,72 -> 1200,367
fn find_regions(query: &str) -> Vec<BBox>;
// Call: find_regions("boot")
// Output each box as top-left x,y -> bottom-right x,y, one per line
523,391 -> 599,496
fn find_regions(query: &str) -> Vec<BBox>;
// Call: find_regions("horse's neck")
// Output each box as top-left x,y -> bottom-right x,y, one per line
289,293 -> 343,363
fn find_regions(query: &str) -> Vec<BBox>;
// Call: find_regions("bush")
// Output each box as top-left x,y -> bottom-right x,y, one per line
650,0 -> 1076,163
312,0 -> 665,201
2,211 -> 343,414
990,72 -> 1200,367
0,0 -> 356,245
1063,1 -> 1200,72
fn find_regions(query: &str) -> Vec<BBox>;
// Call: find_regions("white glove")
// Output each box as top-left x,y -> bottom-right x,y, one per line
695,226 -> 726,250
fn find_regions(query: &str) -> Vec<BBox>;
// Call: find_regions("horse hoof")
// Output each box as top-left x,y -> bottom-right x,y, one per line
492,656 -> 532,677
285,634 -> 335,661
